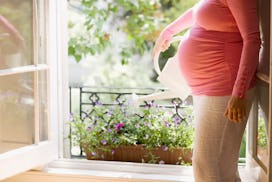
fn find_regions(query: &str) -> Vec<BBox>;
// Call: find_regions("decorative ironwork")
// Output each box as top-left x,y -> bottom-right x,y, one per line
69,86 -> 192,157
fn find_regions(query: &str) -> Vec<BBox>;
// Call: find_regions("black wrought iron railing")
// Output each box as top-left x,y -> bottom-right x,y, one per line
69,86 -> 193,157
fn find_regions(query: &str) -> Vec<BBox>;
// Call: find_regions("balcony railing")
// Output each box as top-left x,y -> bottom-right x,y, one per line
69,86 -> 193,158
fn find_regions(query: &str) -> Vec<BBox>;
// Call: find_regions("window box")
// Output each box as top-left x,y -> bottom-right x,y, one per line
85,144 -> 192,165
70,104 -> 194,165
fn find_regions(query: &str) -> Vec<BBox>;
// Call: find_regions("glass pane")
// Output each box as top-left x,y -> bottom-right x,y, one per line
0,72 -> 34,154
257,114 -> 268,165
37,0 -> 47,64
39,70 -> 48,141
0,0 -> 33,69
257,84 -> 269,165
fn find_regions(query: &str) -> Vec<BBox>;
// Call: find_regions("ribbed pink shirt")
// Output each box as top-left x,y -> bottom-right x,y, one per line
160,0 -> 260,98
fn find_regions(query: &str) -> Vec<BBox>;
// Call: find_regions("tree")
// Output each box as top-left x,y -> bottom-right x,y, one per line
68,0 -> 198,63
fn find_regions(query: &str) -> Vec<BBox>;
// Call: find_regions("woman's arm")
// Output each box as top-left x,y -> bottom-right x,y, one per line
227,0 -> 261,98
224,0 -> 260,123
161,7 -> 195,39
0,15 -> 20,35
0,15 -> 25,50
153,6 -> 196,57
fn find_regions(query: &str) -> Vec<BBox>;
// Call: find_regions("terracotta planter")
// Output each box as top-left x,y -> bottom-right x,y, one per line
85,145 -> 192,165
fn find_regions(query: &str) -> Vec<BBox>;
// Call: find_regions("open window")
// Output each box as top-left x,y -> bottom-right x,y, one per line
0,0 -> 65,180
247,0 -> 272,181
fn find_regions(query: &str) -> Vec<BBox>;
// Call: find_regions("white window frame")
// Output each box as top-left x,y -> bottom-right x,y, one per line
2,0 -> 272,181
0,0 -> 65,180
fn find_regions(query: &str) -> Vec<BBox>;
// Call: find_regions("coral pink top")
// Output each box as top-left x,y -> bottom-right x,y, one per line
161,0 -> 260,98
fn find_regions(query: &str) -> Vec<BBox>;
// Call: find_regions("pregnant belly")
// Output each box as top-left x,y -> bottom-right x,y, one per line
177,33 -> 242,95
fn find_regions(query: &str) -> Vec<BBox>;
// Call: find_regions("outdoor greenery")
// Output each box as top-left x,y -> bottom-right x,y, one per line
68,0 -> 199,63
67,0 -> 269,165
258,116 -> 268,148
69,103 -> 194,164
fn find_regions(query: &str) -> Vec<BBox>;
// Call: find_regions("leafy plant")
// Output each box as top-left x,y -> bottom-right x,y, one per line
69,103 -> 194,163
68,0 -> 199,63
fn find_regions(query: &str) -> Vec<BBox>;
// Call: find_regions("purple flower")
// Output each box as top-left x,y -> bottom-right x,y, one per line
94,101 -> 102,106
69,116 -> 74,122
135,123 -> 140,129
101,140 -> 107,145
108,129 -> 112,133
145,101 -> 156,108
164,121 -> 170,127
111,138 -> 115,142
91,151 -> 97,156
175,117 -> 181,125
111,150 -> 115,155
83,114 -> 89,120
162,145 -> 168,151
114,123 -> 125,131
107,109 -> 113,116
69,113 -> 75,122
87,126 -> 92,132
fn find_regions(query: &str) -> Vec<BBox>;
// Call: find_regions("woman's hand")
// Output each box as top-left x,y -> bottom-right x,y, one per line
224,96 -> 247,123
152,33 -> 171,58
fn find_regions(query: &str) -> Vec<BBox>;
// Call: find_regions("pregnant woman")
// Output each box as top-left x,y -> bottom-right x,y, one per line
153,0 -> 260,181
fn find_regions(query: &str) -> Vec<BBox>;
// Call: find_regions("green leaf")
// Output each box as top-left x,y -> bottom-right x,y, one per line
68,46 -> 75,55
74,54 -> 82,62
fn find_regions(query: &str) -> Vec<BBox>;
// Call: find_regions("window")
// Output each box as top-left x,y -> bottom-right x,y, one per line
0,0 -> 65,180
0,0 -> 271,181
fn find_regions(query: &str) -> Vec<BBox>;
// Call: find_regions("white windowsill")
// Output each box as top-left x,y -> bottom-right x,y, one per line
43,159 -> 194,182
8,159 -> 261,182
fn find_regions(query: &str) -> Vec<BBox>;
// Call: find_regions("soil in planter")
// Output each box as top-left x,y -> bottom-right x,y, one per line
85,145 -> 192,165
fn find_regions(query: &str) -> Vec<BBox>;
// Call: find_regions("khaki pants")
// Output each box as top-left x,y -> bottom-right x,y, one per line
192,88 -> 256,182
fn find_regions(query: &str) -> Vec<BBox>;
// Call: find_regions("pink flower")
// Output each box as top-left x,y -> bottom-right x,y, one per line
114,123 -> 125,131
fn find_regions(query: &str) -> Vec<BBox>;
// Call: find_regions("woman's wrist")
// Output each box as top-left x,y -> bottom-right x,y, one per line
160,29 -> 174,41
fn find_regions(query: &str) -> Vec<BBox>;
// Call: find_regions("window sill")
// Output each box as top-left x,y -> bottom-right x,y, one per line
5,159 -> 260,182
45,159 -> 194,181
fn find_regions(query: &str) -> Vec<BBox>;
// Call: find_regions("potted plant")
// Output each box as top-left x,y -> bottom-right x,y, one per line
69,103 -> 194,165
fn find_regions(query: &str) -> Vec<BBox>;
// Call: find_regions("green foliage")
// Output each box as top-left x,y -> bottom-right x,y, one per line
68,0 -> 199,63
239,116 -> 268,159
239,134 -> 246,158
69,103 -> 194,163
258,116 -> 268,148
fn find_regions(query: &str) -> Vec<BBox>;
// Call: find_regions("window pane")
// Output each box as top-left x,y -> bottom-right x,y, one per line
37,0 -> 47,64
0,72 -> 34,154
39,70 -> 48,141
0,0 -> 33,69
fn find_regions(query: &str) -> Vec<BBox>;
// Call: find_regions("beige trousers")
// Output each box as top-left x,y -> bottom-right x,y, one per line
192,88 -> 256,182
